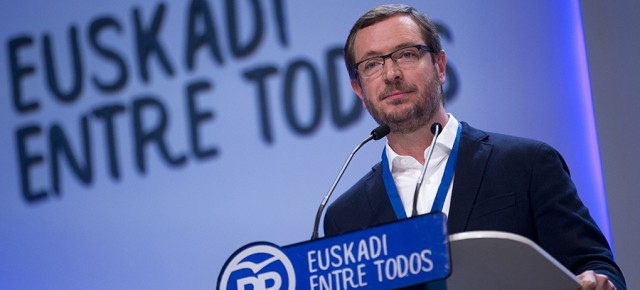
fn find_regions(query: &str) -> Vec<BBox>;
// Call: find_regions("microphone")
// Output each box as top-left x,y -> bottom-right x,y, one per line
311,124 -> 390,240
411,123 -> 443,217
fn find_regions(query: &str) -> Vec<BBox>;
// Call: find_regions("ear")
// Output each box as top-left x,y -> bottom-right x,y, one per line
435,50 -> 447,85
351,79 -> 367,108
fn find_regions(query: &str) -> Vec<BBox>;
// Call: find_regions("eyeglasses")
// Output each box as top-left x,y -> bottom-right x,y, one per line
353,45 -> 433,79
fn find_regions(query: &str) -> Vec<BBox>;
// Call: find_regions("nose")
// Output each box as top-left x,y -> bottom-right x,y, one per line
382,59 -> 402,82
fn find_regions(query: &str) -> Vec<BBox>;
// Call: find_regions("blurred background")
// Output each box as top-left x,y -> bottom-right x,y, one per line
583,0 -> 639,288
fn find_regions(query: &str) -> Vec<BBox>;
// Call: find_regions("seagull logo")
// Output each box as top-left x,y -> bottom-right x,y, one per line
234,256 -> 280,273
218,243 -> 296,290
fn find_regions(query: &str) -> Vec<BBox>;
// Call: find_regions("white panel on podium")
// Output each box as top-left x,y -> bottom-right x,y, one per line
447,231 -> 581,290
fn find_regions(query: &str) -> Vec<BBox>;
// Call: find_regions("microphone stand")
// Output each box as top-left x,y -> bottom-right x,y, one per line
411,123 -> 442,217
311,125 -> 390,240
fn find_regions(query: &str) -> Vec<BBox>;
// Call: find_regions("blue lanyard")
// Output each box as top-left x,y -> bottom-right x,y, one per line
381,124 -> 462,219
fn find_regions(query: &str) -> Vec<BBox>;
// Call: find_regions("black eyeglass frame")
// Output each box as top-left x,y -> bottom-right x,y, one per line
352,44 -> 434,80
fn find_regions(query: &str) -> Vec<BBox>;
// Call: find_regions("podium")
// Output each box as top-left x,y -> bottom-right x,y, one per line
447,231 -> 580,290
218,214 -> 581,289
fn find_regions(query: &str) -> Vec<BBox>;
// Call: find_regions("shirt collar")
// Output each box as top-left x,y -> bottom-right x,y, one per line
385,114 -> 460,172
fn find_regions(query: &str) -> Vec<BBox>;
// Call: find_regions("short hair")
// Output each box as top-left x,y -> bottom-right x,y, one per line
344,4 -> 442,80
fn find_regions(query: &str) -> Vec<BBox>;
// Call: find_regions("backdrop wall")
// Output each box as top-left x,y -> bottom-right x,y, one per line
582,0 -> 640,288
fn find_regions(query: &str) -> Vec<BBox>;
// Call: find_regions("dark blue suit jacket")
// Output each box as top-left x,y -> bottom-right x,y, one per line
324,122 -> 625,289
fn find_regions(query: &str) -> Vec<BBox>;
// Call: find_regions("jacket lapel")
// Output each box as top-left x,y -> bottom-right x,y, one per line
364,163 -> 399,225
447,122 -> 492,234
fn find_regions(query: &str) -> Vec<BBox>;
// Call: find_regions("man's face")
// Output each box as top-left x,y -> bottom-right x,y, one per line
351,15 -> 446,134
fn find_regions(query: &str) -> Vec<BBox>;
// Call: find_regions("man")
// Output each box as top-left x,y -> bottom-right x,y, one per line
323,4 -> 626,290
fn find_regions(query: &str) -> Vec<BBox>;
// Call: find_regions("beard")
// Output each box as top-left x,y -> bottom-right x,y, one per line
363,72 -> 442,134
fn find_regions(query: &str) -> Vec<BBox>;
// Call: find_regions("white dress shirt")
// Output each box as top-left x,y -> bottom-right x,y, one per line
384,114 -> 459,217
